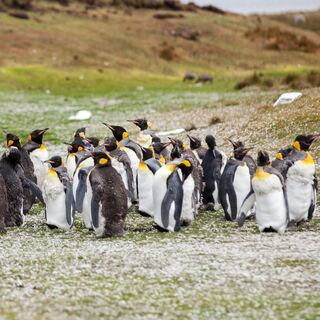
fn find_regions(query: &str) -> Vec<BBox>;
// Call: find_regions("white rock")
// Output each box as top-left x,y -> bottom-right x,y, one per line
68,110 -> 92,121
157,128 -> 185,136
273,92 -> 302,107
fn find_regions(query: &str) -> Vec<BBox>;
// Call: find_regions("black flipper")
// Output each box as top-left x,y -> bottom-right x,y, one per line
145,159 -> 161,175
238,190 -> 255,227
308,175 -> 317,220
75,167 -> 92,212
22,178 -> 45,204
160,171 -> 183,231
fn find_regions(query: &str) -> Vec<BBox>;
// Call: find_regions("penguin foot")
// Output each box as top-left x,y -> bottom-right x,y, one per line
287,220 -> 297,228
152,224 -> 169,232
180,220 -> 191,227
46,224 -> 58,230
297,219 -> 307,227
263,227 -> 277,233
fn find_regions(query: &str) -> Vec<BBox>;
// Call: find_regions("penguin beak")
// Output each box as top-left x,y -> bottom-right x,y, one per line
187,134 -> 195,142
127,119 -> 138,125
310,134 -> 320,143
102,123 -> 115,131
44,160 -> 54,164
2,129 -> 7,136
40,128 -> 49,134
242,147 -> 253,156
168,137 -> 177,145
227,138 -> 237,149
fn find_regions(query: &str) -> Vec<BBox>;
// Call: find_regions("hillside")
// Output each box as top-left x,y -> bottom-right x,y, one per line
0,1 -> 320,94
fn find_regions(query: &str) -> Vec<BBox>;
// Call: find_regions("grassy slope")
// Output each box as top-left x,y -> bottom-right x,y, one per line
0,5 -> 320,95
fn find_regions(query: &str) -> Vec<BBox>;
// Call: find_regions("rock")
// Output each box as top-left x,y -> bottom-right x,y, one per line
9,11 -> 29,19
68,110 -> 92,121
273,92 -> 302,106
157,128 -> 185,136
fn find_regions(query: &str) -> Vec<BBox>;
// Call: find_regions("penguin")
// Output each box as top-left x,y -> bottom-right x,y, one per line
43,156 -> 74,229
153,159 -> 193,232
239,151 -> 288,234
104,137 -> 135,207
137,146 -> 161,217
23,128 -> 49,189
219,146 -> 253,221
127,118 -> 153,148
74,127 -> 100,150
271,147 -> 293,180
286,134 -> 319,224
187,134 -> 207,162
228,139 -> 256,176
65,137 -> 87,178
0,147 -> 24,227
103,123 -> 143,160
201,135 -> 224,210
152,141 -> 171,164
86,152 -> 127,237
5,132 -> 37,214
0,173 -> 8,231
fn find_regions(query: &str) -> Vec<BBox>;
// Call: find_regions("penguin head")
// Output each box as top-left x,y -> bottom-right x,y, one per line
74,127 -> 87,139
293,134 -> 320,151
152,136 -> 161,143
152,142 -> 170,155
92,152 -> 111,167
257,150 -> 270,167
104,137 -> 118,152
234,147 -> 252,161
169,137 -> 185,152
187,135 -> 201,150
141,146 -> 155,161
86,137 -> 100,148
28,128 -> 49,144
45,156 -> 63,168
103,123 -> 128,142
228,138 -> 244,150
127,119 -> 151,131
170,144 -> 182,160
205,135 -> 216,150
177,159 -> 193,181
5,133 -> 21,149
71,137 -> 86,153
275,147 -> 293,160
7,146 -> 21,165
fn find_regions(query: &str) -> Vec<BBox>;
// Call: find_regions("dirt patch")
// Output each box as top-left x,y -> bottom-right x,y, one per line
159,41 -> 181,61
246,26 -> 319,53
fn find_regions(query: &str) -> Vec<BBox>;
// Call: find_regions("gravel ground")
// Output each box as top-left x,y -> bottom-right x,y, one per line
0,88 -> 319,319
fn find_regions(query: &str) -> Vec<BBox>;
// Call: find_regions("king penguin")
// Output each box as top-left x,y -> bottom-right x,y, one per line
127,118 -> 153,148
201,135 -> 224,210
137,146 -> 161,217
43,156 -> 74,229
23,128 -> 49,190
0,147 -> 24,227
219,146 -> 253,221
153,159 -> 193,232
286,134 -> 319,225
271,147 -> 293,180
86,152 -> 127,237
187,134 -> 207,163
5,132 -> 37,214
239,151 -> 288,234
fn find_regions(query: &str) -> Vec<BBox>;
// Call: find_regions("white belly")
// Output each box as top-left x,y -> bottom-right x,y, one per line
123,147 -> 139,200
82,173 -> 93,230
138,166 -> 154,216
66,154 -> 77,179
181,174 -> 195,224
30,153 -> 49,190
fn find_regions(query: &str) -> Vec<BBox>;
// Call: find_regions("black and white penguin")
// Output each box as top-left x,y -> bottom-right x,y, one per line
228,139 -> 256,176
137,146 -> 161,217
286,134 -> 319,224
219,146 -> 253,221
0,173 -> 8,231
152,141 -> 171,164
65,137 -> 87,178
103,123 -> 143,160
74,127 -> 100,150
23,128 -> 49,190
271,147 -> 293,180
187,134 -> 207,162
239,151 -> 288,234
201,135 -> 224,210
86,152 -> 127,237
5,132 -> 37,214
127,118 -> 153,148
0,147 -> 24,227
153,159 -> 193,231
104,136 -> 135,206
43,156 -> 74,229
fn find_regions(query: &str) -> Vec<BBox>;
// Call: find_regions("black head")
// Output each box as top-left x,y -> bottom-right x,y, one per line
6,133 -> 21,149
74,127 -> 86,139
141,146 -> 154,161
70,137 -> 86,153
7,146 -> 21,165
87,137 -> 100,148
169,137 -> 185,152
187,135 -> 201,150
177,159 -> 193,182
127,119 -> 150,131
104,137 -> 118,152
257,150 -> 270,166
152,142 -> 170,154
152,136 -> 161,143
170,144 -> 182,160
46,156 -> 63,168
275,147 -> 293,160
228,138 -> 244,150
92,152 -> 111,167
293,134 -> 320,151
103,123 -> 128,142
28,128 -> 49,144
234,147 -> 252,161
205,135 -> 216,150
